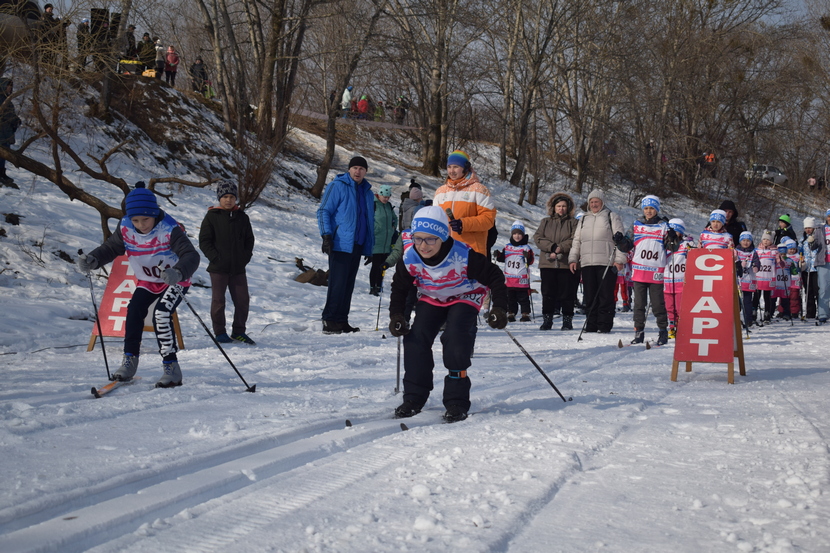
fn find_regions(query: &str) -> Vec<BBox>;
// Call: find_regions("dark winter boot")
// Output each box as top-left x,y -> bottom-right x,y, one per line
656,329 -> 669,346
561,315 -> 573,330
442,405 -> 468,423
395,400 -> 422,419
519,313 -> 531,322
370,286 -> 381,296
322,320 -> 343,334
621,301 -> 631,313
112,353 -> 139,381
539,314 -> 553,330
631,329 -> 645,345
553,307 -> 562,318
507,313 -> 516,322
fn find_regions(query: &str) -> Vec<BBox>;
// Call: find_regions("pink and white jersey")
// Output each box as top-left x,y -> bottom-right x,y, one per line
403,239 -> 488,310
755,248 -> 776,291
825,226 -> 830,263
772,256 -> 793,298
120,214 -> 191,294
787,253 -> 801,289
631,221 -> 668,284
502,243 -> 532,288
663,238 -> 692,294
736,249 -> 757,292
699,229 -> 734,250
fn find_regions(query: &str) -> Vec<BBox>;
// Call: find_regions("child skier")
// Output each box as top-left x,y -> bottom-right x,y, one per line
801,217 -> 824,319
785,240 -> 801,319
754,231 -> 776,323
613,195 -> 680,346
699,209 -> 735,250
493,221 -> 535,323
388,206 -> 508,423
772,239 -> 797,320
78,182 -> 200,387
198,181 -> 256,345
736,231 -> 760,329
663,218 -> 693,338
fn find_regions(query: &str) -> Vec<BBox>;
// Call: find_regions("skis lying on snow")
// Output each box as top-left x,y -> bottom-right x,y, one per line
345,419 -> 410,431
91,377 -> 142,398
618,339 -> 652,350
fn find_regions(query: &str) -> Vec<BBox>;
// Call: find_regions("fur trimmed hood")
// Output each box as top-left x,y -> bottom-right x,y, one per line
546,192 -> 575,217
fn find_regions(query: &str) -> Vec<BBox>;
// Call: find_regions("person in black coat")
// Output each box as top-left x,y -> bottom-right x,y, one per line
773,214 -> 797,245
189,58 -> 208,93
0,77 -> 21,186
198,181 -> 256,345
718,200 -> 748,246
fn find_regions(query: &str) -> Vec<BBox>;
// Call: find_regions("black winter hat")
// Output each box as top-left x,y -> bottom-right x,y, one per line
718,200 -> 739,218
348,156 -> 368,170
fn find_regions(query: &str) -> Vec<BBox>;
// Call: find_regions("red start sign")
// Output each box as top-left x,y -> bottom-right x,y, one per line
672,248 -> 745,383
86,256 -> 184,351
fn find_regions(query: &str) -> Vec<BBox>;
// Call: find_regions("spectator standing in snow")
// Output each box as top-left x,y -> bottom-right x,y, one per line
317,156 -> 375,334
124,24 -> 137,58
773,214 -> 797,245
357,95 -> 370,120
0,78 -> 21,187
801,217 -> 824,320
568,189 -> 627,333
77,183 -> 200,388
154,38 -> 165,79
340,86 -> 353,119
388,207 -> 508,423
434,150 -> 497,256
76,19 -> 91,71
817,210 -> 830,324
717,200 -> 747,247
198,181 -> 256,345
189,58 -> 208,94
138,33 -> 155,73
368,184 -> 397,296
164,46 -> 180,87
534,192 -> 578,331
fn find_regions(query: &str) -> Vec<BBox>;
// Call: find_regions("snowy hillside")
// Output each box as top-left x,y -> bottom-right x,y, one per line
1,80 -> 830,552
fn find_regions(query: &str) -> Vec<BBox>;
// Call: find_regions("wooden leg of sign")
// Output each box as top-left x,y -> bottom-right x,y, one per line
87,333 -> 97,352
732,292 -> 746,377
727,362 -> 734,384
173,312 -> 185,350
686,361 -> 692,373
671,360 -> 679,381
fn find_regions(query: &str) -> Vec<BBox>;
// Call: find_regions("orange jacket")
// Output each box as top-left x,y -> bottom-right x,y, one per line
434,170 -> 496,255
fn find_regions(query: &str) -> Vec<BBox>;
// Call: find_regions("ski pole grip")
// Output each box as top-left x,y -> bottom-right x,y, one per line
445,208 -> 455,221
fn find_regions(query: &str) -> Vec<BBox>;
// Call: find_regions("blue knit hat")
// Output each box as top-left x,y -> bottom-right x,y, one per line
825,208 -> 830,218
739,231 -> 753,242
641,195 -> 660,212
411,206 -> 449,241
510,220 -> 525,235
378,184 -> 392,197
709,209 -> 727,224
777,242 -> 789,253
125,182 -> 159,218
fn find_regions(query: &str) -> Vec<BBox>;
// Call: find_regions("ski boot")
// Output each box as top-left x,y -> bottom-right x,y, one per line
442,405 -> 468,423
394,400 -> 422,419
621,301 -> 631,313
507,312 -> 517,322
668,324 -> 676,339
561,315 -> 573,330
631,329 -> 645,345
656,329 -> 669,346
112,353 -> 139,381
156,360 -> 183,388
539,314 -> 553,330
369,286 -> 381,296
519,313 -> 531,322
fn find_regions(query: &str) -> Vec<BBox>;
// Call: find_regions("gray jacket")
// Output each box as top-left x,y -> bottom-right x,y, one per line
568,206 -> 627,267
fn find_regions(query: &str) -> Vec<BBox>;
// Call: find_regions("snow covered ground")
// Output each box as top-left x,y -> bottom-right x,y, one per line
1,89 -> 830,551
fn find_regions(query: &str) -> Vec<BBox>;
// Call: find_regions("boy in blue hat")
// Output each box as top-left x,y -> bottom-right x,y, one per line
78,183 -> 200,387
493,220 -> 534,323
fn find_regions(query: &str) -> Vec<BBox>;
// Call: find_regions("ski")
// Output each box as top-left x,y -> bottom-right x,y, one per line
618,339 -> 652,350
346,418 -> 412,432
91,377 -> 142,398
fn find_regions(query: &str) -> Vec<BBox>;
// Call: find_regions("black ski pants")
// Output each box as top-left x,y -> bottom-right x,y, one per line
540,267 -> 577,317
581,265 -> 617,332
402,301 -> 477,412
124,285 -> 186,361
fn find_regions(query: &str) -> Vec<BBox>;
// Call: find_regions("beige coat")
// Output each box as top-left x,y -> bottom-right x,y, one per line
534,193 -> 578,270
568,205 -> 627,267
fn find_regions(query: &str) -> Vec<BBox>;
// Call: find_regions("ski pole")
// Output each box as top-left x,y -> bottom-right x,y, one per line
578,247 -> 618,342
79,249 -> 111,380
395,335 -> 401,394
169,283 -> 256,393
375,270 -> 385,331
505,329 -> 571,402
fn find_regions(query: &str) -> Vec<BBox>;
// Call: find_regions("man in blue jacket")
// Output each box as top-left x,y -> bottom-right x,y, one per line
317,156 -> 375,334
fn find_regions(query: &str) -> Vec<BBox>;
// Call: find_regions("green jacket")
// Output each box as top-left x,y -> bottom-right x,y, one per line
372,196 -> 397,255
198,206 -> 255,274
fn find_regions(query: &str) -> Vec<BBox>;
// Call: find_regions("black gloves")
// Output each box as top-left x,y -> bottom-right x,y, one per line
321,235 -> 333,255
666,228 -> 678,242
736,262 -> 744,278
613,232 -> 626,247
389,314 -> 410,337
364,256 -> 372,265
523,250 -> 532,262
381,262 -> 389,271
487,307 -> 508,329
492,249 -> 501,260
449,218 -> 463,233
